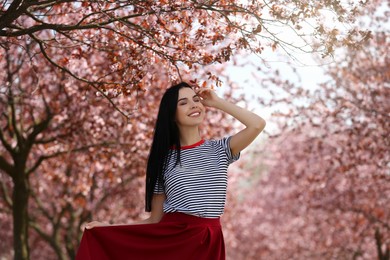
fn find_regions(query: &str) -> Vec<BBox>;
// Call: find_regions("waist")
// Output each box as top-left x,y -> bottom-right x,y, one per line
160,212 -> 221,227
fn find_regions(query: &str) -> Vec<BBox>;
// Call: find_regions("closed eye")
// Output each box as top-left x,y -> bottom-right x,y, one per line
178,95 -> 200,105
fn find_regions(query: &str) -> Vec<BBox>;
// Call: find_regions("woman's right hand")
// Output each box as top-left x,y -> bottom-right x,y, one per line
84,221 -> 109,229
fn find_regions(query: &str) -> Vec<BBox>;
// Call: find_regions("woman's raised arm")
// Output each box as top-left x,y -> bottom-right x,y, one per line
197,88 -> 266,156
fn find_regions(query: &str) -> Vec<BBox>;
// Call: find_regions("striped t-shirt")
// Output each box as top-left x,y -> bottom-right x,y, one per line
154,137 -> 240,218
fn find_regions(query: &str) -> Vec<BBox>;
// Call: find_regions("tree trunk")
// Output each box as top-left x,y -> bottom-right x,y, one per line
375,228 -> 390,260
13,176 -> 30,260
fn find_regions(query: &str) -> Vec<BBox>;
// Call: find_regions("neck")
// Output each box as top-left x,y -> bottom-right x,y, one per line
178,126 -> 202,146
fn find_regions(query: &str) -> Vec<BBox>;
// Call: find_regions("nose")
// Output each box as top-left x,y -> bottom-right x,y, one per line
189,100 -> 198,108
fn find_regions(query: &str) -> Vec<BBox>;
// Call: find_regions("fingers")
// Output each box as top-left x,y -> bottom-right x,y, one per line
85,224 -> 93,229
84,222 -> 95,229
196,88 -> 214,99
84,221 -> 106,229
196,88 -> 212,95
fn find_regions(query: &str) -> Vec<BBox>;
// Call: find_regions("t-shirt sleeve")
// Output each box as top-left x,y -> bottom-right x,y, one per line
154,177 -> 165,194
220,136 -> 240,164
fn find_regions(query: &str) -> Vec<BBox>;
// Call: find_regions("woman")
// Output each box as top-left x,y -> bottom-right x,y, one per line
76,82 -> 266,260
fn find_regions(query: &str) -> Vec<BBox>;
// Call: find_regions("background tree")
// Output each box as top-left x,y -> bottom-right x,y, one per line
0,43 -> 239,259
0,0 -> 371,97
0,0 -> 376,259
228,1 -> 389,259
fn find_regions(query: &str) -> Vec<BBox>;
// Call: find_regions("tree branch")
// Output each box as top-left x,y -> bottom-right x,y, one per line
0,180 -> 13,208
29,220 -> 52,245
5,53 -> 25,152
31,190 -> 54,221
0,125 -> 14,156
0,156 -> 14,176
26,141 -> 120,176
28,32 -> 132,119
0,6 -> 159,37
0,0 -> 26,31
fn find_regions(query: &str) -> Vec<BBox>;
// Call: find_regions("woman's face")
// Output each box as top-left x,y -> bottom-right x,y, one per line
175,87 -> 205,127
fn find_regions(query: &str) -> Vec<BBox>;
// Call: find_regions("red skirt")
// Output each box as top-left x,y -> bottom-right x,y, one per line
75,213 -> 225,260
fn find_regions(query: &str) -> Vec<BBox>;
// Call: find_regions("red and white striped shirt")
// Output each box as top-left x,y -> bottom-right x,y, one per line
155,137 -> 240,218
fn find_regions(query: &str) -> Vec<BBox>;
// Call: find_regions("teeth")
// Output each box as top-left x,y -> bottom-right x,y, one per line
189,112 -> 200,117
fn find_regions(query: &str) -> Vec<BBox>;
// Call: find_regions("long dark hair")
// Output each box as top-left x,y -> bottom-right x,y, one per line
145,82 -> 192,212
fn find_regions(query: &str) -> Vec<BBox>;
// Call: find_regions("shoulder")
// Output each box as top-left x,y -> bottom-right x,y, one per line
206,137 -> 231,147
206,136 -> 240,163
203,137 -> 233,153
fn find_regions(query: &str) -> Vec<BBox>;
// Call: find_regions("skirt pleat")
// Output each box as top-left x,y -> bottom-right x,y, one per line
76,213 -> 225,260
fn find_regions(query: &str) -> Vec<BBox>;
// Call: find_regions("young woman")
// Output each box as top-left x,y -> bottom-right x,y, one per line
76,82 -> 266,260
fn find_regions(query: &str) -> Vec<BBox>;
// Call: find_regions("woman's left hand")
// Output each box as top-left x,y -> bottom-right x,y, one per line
197,88 -> 221,108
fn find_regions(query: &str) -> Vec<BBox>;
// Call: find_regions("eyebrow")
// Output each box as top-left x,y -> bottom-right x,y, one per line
177,95 -> 199,103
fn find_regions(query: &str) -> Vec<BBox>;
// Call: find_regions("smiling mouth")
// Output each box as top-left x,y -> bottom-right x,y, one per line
188,112 -> 201,117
